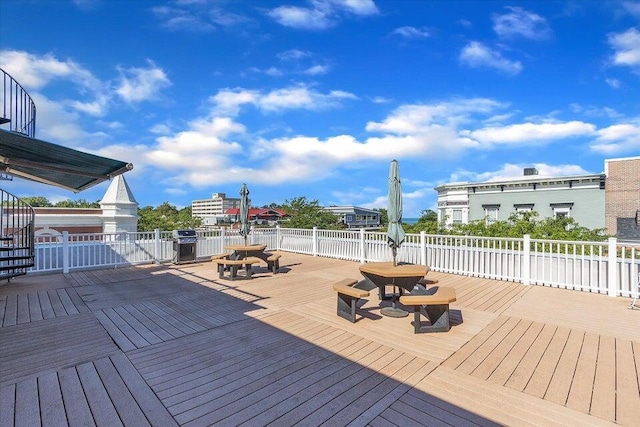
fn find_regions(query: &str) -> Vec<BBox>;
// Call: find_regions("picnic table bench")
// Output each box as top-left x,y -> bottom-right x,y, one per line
213,256 -> 261,280
333,278 -> 371,323
399,286 -> 457,333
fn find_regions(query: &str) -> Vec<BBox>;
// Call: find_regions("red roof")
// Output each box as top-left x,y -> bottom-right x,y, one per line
225,208 -> 288,218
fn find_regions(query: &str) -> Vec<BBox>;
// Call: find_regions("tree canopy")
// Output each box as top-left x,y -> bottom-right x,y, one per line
18,196 -> 99,208
279,196 -> 343,229
137,202 -> 202,231
404,210 -> 608,241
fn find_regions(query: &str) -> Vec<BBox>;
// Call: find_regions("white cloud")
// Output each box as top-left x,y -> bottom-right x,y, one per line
370,96 -> 392,104
108,93 -> 635,194
0,49 -> 102,91
366,98 -> 506,135
211,85 -> 357,116
153,5 -> 216,32
268,5 -> 333,30
152,2 -> 249,32
303,64 -> 330,75
605,78 -> 621,88
608,28 -> 640,72
277,49 -> 312,61
392,26 -> 430,39
335,0 -> 379,16
459,41 -> 523,75
115,61 -> 172,103
449,163 -> 591,184
492,6 -> 552,40
464,121 -> 596,146
267,0 -> 378,30
149,123 -> 172,134
590,123 -> 640,154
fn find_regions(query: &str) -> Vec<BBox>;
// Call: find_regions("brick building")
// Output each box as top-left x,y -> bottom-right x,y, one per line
605,156 -> 640,241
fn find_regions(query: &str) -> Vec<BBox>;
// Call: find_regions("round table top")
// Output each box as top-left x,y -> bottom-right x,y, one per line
359,262 -> 429,278
224,244 -> 267,252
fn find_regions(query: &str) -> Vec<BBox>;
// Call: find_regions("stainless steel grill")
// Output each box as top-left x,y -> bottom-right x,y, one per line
172,229 -> 197,264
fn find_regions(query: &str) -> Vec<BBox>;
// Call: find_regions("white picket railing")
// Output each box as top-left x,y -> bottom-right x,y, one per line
27,226 -> 639,299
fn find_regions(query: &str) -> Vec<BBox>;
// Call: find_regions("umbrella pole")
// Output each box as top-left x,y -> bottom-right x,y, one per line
392,247 -> 397,267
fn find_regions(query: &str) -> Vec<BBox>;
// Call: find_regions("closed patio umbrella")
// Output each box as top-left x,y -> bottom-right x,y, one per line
239,183 -> 250,245
387,160 -> 406,266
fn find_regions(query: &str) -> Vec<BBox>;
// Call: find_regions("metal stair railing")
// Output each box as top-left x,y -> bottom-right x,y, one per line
1,67 -> 37,137
0,189 -> 35,280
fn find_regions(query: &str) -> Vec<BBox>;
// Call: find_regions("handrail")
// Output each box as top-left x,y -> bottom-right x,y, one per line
0,188 -> 35,278
1,68 -> 37,137
26,227 -> 640,298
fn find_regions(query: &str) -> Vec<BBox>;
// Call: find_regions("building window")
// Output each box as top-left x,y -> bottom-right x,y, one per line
482,204 -> 500,224
550,202 -> 573,219
486,208 -> 498,224
514,203 -> 534,212
452,209 -> 462,224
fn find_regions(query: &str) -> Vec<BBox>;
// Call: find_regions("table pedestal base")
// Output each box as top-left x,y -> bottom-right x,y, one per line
380,306 -> 409,318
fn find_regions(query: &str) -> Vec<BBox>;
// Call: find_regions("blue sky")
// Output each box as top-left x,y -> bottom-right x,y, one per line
1,0 -> 639,217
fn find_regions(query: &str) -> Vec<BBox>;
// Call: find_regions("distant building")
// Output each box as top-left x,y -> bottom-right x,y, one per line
33,175 -> 138,238
435,157 -> 640,240
324,206 -> 381,229
192,192 -> 242,225
435,168 -> 606,230
225,208 -> 288,225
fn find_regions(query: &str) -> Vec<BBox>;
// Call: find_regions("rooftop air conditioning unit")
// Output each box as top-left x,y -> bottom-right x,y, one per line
524,168 -> 539,176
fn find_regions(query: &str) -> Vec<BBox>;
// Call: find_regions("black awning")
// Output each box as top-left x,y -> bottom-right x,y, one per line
0,129 -> 133,192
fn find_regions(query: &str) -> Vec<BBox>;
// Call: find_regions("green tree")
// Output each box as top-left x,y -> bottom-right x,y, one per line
137,202 -> 202,231
20,196 -> 52,207
405,209 -> 442,234
375,208 -> 388,226
176,206 -> 202,230
280,196 -> 342,229
444,210 -> 608,241
55,198 -> 100,208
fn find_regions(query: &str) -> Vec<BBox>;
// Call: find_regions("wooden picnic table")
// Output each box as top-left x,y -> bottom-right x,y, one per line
224,244 -> 268,261
359,261 -> 430,318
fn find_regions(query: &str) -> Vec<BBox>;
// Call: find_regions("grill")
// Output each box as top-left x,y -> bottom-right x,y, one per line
172,229 -> 197,264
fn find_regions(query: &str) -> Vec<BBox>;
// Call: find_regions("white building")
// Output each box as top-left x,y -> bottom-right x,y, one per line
192,193 -> 242,224
33,175 -> 138,238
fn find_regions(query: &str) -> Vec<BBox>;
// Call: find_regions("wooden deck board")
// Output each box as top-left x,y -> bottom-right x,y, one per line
1,253 -> 636,426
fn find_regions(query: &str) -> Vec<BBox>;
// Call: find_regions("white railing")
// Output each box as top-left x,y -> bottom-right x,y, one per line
27,227 -> 639,299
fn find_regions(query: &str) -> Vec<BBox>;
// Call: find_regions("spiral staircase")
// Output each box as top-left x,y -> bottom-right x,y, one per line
0,68 -> 36,280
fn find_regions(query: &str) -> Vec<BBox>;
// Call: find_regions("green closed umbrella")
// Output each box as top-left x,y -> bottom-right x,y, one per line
387,160 -> 406,266
239,183 -> 250,245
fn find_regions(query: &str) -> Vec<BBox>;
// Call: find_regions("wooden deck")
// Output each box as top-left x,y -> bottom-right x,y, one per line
1,252 -> 638,426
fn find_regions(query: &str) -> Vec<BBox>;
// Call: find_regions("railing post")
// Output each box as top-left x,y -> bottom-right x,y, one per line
220,227 -> 226,253
62,231 -> 69,274
312,227 -> 318,257
360,228 -> 366,263
276,225 -> 280,250
608,237 -> 618,297
420,231 -> 426,266
522,234 -> 530,285
153,229 -> 160,264
250,225 -> 255,244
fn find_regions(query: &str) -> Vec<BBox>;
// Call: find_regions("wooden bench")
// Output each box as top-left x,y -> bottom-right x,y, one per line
213,257 -> 261,280
266,252 -> 282,273
211,253 -> 229,261
399,287 -> 457,333
333,278 -> 370,323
